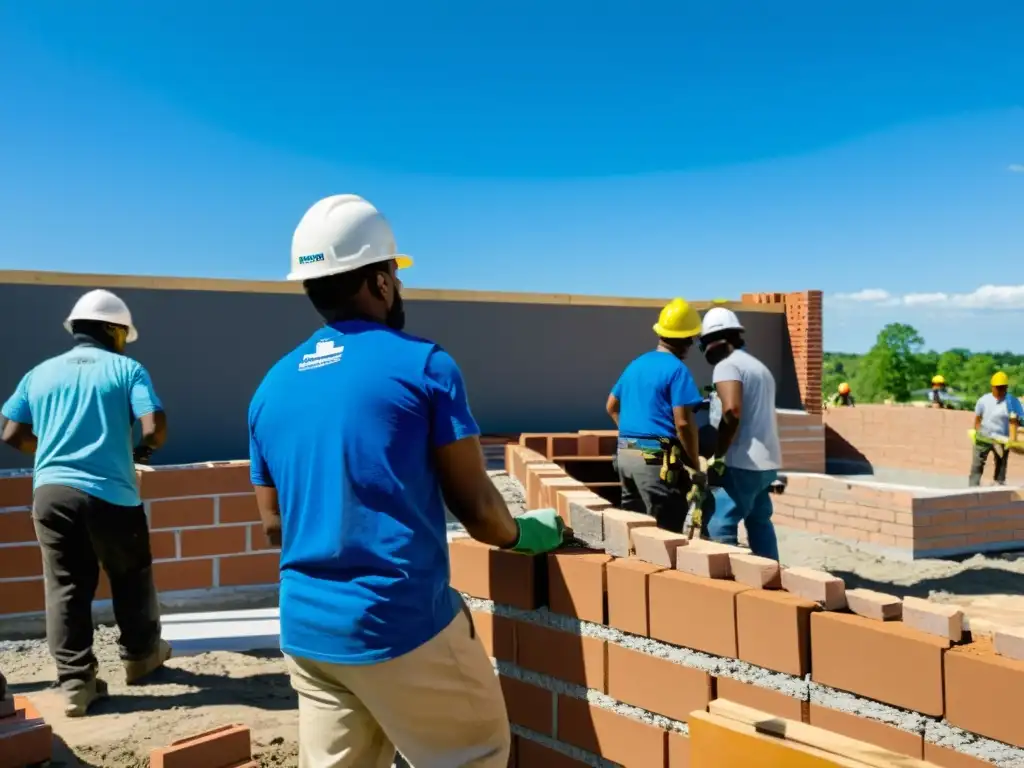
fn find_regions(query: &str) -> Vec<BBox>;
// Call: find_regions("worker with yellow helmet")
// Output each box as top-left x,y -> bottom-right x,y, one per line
929,375 -> 951,409
827,382 -> 855,408
606,298 -> 704,531
969,371 -> 1024,486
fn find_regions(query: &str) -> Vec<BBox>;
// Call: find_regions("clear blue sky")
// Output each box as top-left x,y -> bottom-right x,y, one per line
1,2 -> 1022,353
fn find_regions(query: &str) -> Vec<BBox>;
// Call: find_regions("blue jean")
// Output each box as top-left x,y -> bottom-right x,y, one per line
707,467 -> 779,560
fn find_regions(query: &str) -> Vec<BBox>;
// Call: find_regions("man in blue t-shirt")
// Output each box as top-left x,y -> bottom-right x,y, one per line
250,195 -> 563,768
606,298 -> 704,532
1,289 -> 170,717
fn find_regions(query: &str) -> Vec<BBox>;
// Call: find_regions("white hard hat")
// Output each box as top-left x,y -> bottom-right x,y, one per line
64,289 -> 138,343
700,307 -> 744,338
288,194 -> 413,282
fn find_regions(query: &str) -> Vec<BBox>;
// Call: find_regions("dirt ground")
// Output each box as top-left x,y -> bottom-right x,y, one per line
3,471 -> 1023,766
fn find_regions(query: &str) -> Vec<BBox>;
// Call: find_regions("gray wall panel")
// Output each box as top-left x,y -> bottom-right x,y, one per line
0,284 -> 800,468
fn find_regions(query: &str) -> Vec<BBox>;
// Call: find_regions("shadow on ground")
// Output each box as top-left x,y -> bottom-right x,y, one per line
832,567 -> 1024,599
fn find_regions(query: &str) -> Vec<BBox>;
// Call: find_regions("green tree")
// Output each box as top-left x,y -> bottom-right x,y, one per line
857,323 -> 926,403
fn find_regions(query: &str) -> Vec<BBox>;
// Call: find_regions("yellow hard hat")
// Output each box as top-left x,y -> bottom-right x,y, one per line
992,371 -> 1010,387
838,382 -> 850,395
931,375 -> 945,386
653,298 -> 702,339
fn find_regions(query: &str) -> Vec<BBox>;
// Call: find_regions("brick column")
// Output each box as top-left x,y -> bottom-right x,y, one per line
741,290 -> 823,415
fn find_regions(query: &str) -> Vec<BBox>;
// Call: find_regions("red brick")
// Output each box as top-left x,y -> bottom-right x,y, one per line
149,531 -> 177,561
945,639 -> 1024,749
180,526 -> 246,558
606,558 -> 664,636
219,553 -> 279,587
140,464 -> 252,500
516,737 -> 588,767
525,466 -> 567,510
781,567 -> 846,610
0,721 -> 52,767
470,610 -> 515,661
0,477 -> 32,508
0,545 -> 42,578
923,743 -> 1000,768
810,612 -> 947,716
539,476 -> 586,509
547,550 -> 610,623
557,696 -> 666,768
219,495 -> 260,523
668,730 -> 691,767
499,675 -> 553,736
606,644 -> 713,722
808,704 -> 923,759
448,539 -> 546,610
154,559 -> 213,592
649,571 -> 749,657
902,596 -> 962,642
150,724 -> 251,768
516,622 -> 605,691
716,677 -> 807,722
149,498 -> 214,529
736,590 -> 816,676
0,578 -> 44,615
12,696 -> 41,720
0,511 -> 36,544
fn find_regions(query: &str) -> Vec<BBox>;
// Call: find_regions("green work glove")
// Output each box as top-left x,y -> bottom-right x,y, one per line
510,509 -> 565,555
968,429 -> 979,445
708,456 -> 727,476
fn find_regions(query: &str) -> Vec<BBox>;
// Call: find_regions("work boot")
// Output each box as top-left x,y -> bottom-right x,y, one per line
124,639 -> 172,685
62,678 -> 109,718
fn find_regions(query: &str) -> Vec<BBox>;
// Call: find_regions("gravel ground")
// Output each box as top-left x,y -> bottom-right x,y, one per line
3,469 -> 1023,766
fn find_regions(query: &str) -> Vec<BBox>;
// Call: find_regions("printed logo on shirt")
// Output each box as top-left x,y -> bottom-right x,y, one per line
298,340 -> 344,371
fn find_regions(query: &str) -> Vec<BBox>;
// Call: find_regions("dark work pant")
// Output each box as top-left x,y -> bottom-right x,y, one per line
616,448 -> 690,533
32,485 -> 162,685
969,443 -> 1009,487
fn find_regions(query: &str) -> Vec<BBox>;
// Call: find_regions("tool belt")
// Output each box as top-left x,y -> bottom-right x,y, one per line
618,437 -> 687,487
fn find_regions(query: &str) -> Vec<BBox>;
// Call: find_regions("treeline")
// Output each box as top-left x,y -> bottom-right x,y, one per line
822,323 -> 1024,409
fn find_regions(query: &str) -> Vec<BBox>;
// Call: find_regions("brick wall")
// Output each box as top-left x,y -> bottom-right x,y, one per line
772,473 -> 1024,559
0,462 -> 279,619
825,404 -> 1024,482
500,446 -> 1024,766
742,290 -> 824,415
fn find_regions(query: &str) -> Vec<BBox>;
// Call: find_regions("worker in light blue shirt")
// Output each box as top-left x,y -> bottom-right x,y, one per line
249,195 -> 563,768
1,289 -> 170,717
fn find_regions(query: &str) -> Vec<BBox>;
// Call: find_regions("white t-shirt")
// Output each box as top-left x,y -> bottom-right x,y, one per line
712,349 -> 782,471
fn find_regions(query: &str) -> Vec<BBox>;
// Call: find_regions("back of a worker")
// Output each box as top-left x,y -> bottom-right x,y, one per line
605,298 -> 704,532
0,290 -> 170,717
249,195 -> 564,768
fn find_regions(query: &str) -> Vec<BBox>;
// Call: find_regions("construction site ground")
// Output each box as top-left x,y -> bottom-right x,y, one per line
3,471 -> 1024,767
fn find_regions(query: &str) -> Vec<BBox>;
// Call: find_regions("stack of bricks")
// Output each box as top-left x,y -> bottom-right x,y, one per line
774,473 -> 1024,560
0,693 -> 51,768
742,290 -> 824,415
0,463 -> 280,623
450,528 -> 1024,767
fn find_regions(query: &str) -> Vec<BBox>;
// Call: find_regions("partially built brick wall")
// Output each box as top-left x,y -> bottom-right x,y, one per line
824,405 -> 1024,482
772,474 -> 1024,560
0,463 -> 278,619
495,448 -> 1024,767
742,291 -> 824,416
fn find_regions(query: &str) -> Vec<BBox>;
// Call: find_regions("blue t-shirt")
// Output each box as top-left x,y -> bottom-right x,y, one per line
611,350 -> 703,439
1,344 -> 162,507
248,320 -> 479,666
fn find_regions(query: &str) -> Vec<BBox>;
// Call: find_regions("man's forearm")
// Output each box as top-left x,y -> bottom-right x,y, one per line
450,485 -> 520,549
715,413 -> 740,458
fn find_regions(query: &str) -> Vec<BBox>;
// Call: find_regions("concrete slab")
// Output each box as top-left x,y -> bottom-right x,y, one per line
161,607 -> 280,655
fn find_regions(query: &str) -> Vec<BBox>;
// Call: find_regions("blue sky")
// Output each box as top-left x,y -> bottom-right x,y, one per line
1,2 -> 1022,353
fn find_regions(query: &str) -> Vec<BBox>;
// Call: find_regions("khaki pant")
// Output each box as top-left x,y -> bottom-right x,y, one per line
285,609 -> 511,768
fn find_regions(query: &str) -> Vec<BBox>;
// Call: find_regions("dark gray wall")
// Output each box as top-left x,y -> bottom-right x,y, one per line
0,284 -> 801,468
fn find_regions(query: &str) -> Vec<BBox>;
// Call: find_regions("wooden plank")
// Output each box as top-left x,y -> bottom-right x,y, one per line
0,270 -> 786,311
709,701 -> 931,768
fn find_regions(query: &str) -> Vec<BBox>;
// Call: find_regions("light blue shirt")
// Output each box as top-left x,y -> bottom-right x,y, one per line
975,392 -> 1024,439
1,343 -> 162,507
